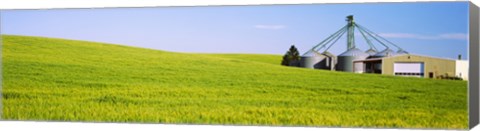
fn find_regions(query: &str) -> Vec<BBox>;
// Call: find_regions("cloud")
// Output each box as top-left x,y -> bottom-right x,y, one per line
254,25 -> 286,30
378,33 -> 468,40
438,33 -> 469,40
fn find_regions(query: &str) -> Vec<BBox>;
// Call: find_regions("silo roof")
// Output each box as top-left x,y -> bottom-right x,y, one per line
338,48 -> 369,57
373,48 -> 397,57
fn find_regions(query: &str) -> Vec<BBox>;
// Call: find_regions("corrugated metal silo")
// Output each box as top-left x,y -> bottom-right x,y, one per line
336,48 -> 369,72
299,51 -> 326,69
320,51 -> 337,70
371,48 -> 397,58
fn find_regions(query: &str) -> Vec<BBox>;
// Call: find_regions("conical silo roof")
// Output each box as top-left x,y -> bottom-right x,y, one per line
339,48 -> 369,58
300,50 -> 328,69
372,48 -> 396,58
365,48 -> 377,56
336,48 -> 369,72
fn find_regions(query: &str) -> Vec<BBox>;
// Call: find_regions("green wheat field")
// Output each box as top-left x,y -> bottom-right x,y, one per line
1,35 -> 468,129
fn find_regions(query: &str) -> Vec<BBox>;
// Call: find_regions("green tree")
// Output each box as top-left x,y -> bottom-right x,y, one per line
281,54 -> 289,66
281,45 -> 301,66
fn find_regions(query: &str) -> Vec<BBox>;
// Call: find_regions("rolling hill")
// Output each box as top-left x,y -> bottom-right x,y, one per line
1,35 -> 468,129
204,54 -> 282,65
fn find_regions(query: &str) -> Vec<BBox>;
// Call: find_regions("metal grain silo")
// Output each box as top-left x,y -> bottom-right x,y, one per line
371,48 -> 397,58
319,51 -> 337,70
336,48 -> 369,72
299,50 -> 325,69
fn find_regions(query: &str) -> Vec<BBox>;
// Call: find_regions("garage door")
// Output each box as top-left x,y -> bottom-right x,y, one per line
393,62 -> 424,77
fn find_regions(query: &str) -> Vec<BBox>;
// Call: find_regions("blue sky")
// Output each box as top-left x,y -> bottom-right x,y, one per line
0,2 -> 470,59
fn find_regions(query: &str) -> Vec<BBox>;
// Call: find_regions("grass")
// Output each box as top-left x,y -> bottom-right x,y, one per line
1,35 -> 468,129
203,54 -> 282,65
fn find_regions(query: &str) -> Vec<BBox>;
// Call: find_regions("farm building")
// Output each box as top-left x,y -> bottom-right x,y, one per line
353,54 -> 469,80
298,15 -> 469,80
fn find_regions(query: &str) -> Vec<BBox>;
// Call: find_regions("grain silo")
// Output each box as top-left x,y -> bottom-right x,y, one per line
297,15 -> 408,73
336,48 -> 369,72
320,51 -> 337,70
299,50 -> 324,69
300,50 -> 337,70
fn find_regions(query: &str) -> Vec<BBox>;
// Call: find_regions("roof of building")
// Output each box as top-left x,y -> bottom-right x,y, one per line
382,53 -> 460,61
353,53 -> 468,63
353,58 -> 383,62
